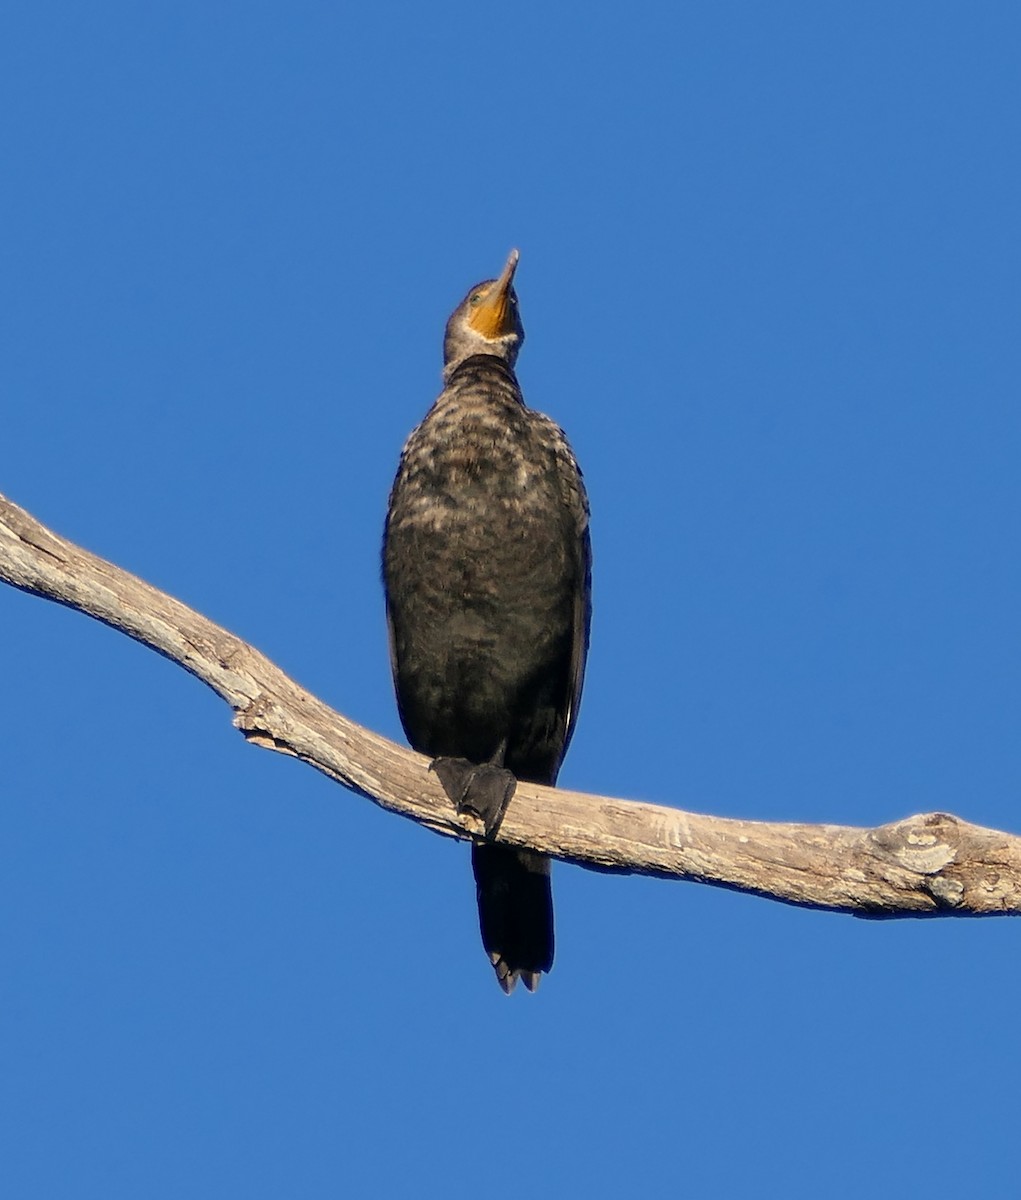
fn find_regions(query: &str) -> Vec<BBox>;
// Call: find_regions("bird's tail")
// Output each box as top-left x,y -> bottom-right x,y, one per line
471,843 -> 554,994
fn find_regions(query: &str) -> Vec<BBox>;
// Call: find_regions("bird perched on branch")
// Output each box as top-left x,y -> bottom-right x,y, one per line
383,250 -> 591,993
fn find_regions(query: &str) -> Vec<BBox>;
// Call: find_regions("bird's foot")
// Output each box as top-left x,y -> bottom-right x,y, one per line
431,757 -> 516,837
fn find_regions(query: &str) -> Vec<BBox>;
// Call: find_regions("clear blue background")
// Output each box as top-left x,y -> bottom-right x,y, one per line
2,3 -> 1019,1196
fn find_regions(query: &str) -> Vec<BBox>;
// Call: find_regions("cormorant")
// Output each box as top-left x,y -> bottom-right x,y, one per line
382,250 -> 591,993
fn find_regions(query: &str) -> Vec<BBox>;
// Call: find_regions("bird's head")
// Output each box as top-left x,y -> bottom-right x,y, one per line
443,249 -> 525,375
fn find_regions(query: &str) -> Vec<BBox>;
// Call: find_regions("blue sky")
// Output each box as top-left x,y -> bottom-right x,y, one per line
2,2 -> 1019,1195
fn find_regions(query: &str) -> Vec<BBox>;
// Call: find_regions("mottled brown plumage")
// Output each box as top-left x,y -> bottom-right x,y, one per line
382,251 -> 591,992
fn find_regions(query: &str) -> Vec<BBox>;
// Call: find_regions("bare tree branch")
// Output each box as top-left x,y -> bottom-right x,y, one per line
2,490 -> 1019,918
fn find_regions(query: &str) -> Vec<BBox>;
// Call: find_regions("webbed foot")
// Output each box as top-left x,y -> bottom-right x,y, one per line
431,757 -> 516,837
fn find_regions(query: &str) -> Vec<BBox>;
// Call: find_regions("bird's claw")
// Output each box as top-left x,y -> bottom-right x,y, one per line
431,757 -> 516,837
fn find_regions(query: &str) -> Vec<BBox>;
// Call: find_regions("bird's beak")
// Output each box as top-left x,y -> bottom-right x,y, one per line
468,249 -> 520,338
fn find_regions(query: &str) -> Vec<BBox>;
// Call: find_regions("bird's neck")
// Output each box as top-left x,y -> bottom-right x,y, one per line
443,352 -> 521,390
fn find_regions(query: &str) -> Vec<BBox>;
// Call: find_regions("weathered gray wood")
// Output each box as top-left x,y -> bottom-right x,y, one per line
2,490 -> 1019,917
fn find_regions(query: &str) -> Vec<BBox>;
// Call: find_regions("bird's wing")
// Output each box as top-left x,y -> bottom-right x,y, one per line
564,520 -> 592,756
537,414 -> 592,760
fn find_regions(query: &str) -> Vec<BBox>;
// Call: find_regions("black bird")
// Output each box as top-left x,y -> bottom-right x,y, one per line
383,250 -> 591,993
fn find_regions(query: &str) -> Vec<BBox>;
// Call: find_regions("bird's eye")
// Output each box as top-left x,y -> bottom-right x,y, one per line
469,292 -> 483,307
